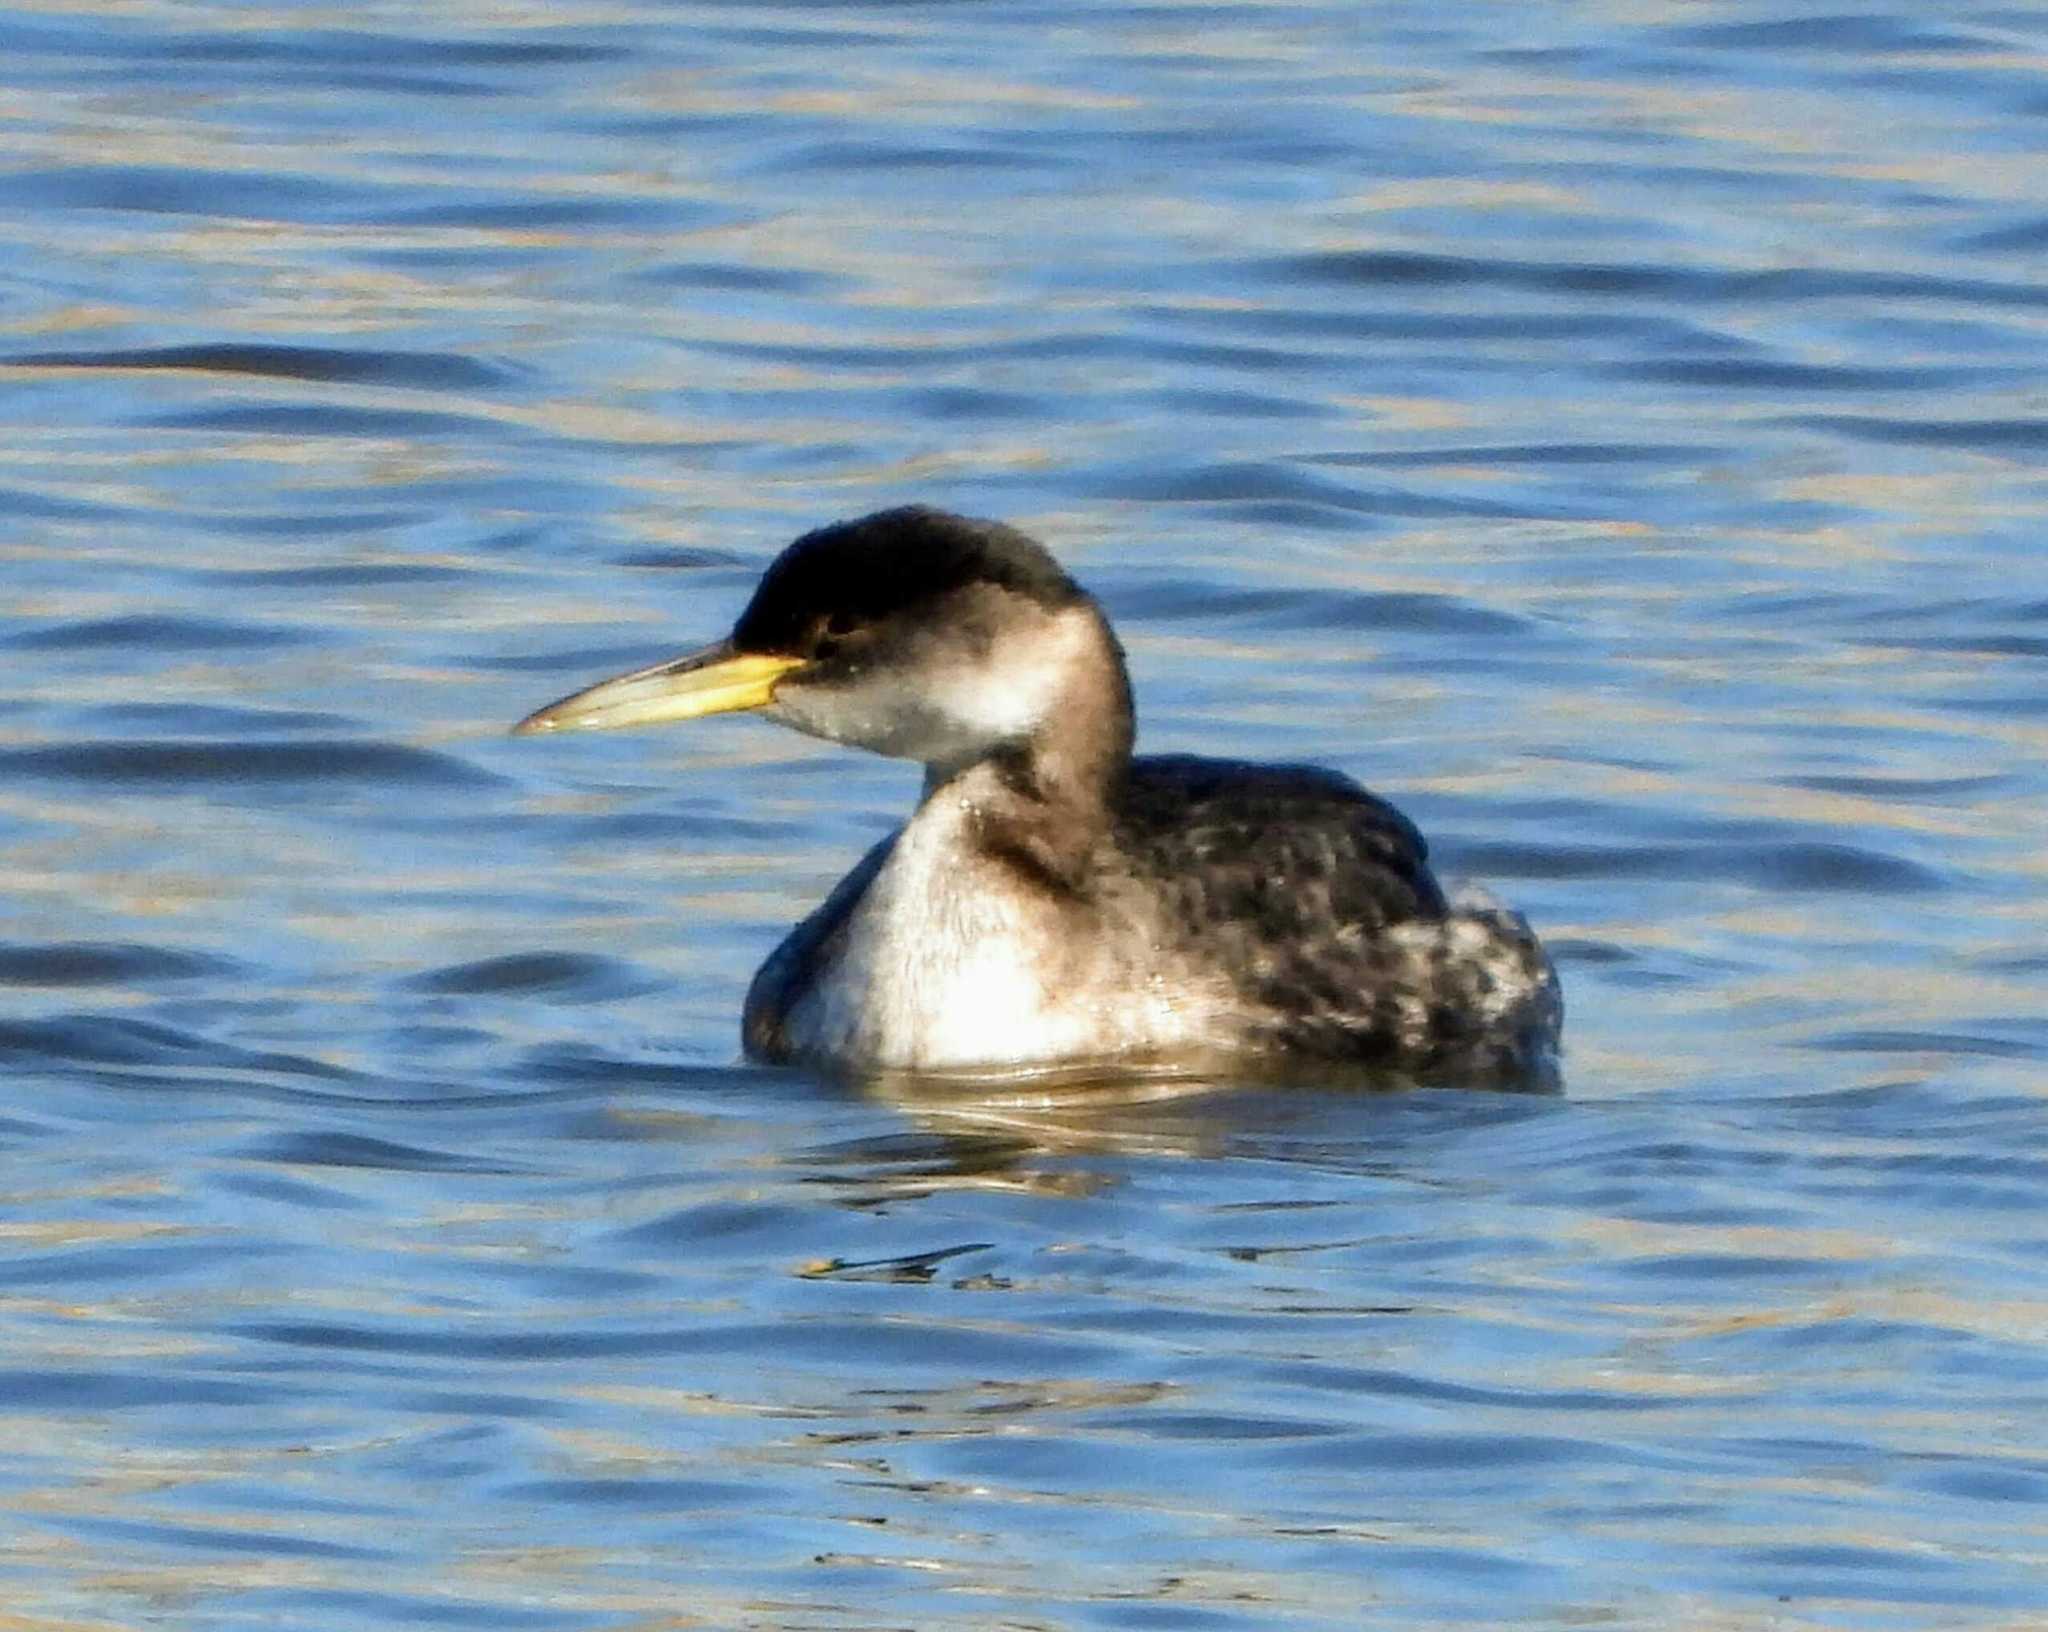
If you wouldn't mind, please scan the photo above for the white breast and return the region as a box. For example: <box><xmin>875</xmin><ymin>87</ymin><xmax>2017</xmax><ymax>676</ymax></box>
<box><xmin>777</xmin><ymin>794</ymin><xmax>1192</xmax><ymax>1071</ymax></box>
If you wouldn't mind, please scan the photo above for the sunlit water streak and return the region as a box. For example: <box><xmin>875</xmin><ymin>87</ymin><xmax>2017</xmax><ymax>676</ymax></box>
<box><xmin>2</xmin><ymin>1</ymin><xmax>2047</xmax><ymax>1627</ymax></box>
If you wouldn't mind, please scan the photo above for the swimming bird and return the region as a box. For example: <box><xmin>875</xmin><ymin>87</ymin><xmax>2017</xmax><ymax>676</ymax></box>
<box><xmin>515</xmin><ymin>506</ymin><xmax>1560</xmax><ymax>1081</ymax></box>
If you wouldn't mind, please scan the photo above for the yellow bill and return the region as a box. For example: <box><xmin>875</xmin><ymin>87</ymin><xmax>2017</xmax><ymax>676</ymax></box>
<box><xmin>513</xmin><ymin>643</ymin><xmax>807</xmax><ymax>735</ymax></box>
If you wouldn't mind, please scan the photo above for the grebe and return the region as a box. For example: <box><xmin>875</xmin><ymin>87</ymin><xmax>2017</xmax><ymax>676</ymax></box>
<box><xmin>516</xmin><ymin>506</ymin><xmax>1560</xmax><ymax>1081</ymax></box>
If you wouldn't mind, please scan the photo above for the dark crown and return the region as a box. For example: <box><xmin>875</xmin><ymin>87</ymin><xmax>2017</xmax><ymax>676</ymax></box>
<box><xmin>732</xmin><ymin>507</ymin><xmax>1084</xmax><ymax>652</ymax></box>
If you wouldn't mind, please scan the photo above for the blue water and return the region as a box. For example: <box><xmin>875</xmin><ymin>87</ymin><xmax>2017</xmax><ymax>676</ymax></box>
<box><xmin>4</xmin><ymin>2</ymin><xmax>2047</xmax><ymax>1626</ymax></box>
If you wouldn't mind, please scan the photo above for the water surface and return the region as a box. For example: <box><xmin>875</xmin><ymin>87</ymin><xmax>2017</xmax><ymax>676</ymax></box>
<box><xmin>3</xmin><ymin>2</ymin><xmax>2047</xmax><ymax>1626</ymax></box>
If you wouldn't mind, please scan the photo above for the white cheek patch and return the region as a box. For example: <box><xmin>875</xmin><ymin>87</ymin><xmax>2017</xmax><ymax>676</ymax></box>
<box><xmin>768</xmin><ymin>603</ymin><xmax>1097</xmax><ymax>765</ymax></box>
<box><xmin>922</xmin><ymin>604</ymin><xmax>1094</xmax><ymax>746</ymax></box>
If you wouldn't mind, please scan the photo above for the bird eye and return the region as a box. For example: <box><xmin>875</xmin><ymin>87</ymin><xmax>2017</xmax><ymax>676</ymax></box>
<box><xmin>811</xmin><ymin>611</ymin><xmax>860</xmax><ymax>659</ymax></box>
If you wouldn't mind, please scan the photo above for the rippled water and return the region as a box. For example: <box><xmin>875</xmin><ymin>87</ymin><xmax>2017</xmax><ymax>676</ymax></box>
<box><xmin>4</xmin><ymin>2</ymin><xmax>2048</xmax><ymax>1626</ymax></box>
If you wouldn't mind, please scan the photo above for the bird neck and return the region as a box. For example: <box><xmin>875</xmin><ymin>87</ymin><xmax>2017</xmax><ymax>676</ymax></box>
<box><xmin>919</xmin><ymin>611</ymin><xmax>1133</xmax><ymax>891</ymax></box>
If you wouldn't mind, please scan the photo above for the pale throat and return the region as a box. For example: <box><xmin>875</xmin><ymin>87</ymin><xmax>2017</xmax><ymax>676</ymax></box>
<box><xmin>920</xmin><ymin>602</ymin><xmax>1131</xmax><ymax>803</ymax></box>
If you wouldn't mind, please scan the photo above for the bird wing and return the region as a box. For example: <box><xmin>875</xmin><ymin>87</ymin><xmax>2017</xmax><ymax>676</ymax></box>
<box><xmin>1113</xmin><ymin>755</ymin><xmax>1452</xmax><ymax>1057</ymax></box>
